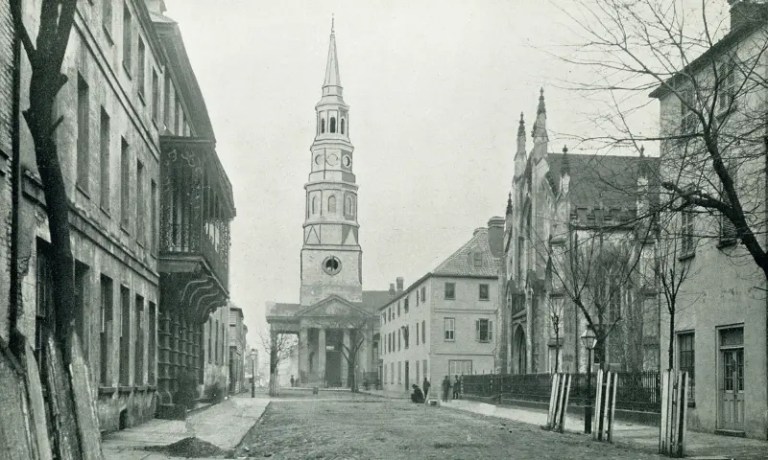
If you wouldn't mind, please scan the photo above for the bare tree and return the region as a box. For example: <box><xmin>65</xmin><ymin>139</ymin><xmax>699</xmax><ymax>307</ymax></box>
<box><xmin>261</xmin><ymin>332</ymin><xmax>297</xmax><ymax>396</ymax></box>
<box><xmin>546</xmin><ymin>293</ymin><xmax>564</xmax><ymax>373</ymax></box>
<box><xmin>326</xmin><ymin>315</ymin><xmax>374</xmax><ymax>393</ymax></box>
<box><xmin>558</xmin><ymin>0</ymin><xmax>768</xmax><ymax>280</ymax></box>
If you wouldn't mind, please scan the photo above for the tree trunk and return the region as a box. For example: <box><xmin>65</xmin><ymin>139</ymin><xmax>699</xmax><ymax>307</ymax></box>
<box><xmin>668</xmin><ymin>308</ymin><xmax>675</xmax><ymax>371</ymax></box>
<box><xmin>348</xmin><ymin>356</ymin><xmax>357</xmax><ymax>392</ymax></box>
<box><xmin>269</xmin><ymin>372</ymin><xmax>278</xmax><ymax>397</ymax></box>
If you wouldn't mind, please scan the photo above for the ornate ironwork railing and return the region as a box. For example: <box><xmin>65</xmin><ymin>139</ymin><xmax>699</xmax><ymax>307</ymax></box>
<box><xmin>462</xmin><ymin>370</ymin><xmax>661</xmax><ymax>413</ymax></box>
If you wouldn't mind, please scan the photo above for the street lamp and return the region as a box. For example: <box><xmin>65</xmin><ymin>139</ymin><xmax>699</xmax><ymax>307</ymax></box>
<box><xmin>250</xmin><ymin>348</ymin><xmax>257</xmax><ymax>398</ymax></box>
<box><xmin>580</xmin><ymin>326</ymin><xmax>597</xmax><ymax>434</ymax></box>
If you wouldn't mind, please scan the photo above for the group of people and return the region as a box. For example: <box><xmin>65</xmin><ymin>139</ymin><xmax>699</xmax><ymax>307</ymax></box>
<box><xmin>410</xmin><ymin>375</ymin><xmax>462</xmax><ymax>404</ymax></box>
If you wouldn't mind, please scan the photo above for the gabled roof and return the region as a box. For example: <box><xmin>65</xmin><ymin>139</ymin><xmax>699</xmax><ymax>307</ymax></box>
<box><xmin>433</xmin><ymin>228</ymin><xmax>500</xmax><ymax>277</ymax></box>
<box><xmin>267</xmin><ymin>290</ymin><xmax>394</xmax><ymax>319</ymax></box>
<box><xmin>296</xmin><ymin>295</ymin><xmax>372</xmax><ymax>318</ymax></box>
<box><xmin>547</xmin><ymin>153</ymin><xmax>658</xmax><ymax>213</ymax></box>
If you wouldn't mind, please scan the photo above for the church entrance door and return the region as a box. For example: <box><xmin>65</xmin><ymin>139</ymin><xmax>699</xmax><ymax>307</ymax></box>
<box><xmin>326</xmin><ymin>351</ymin><xmax>342</xmax><ymax>387</ymax></box>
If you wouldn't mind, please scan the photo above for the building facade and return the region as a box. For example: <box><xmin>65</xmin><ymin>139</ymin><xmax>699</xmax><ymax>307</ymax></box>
<box><xmin>266</xmin><ymin>24</ymin><xmax>388</xmax><ymax>389</ymax></box>
<box><xmin>650</xmin><ymin>0</ymin><xmax>768</xmax><ymax>439</ymax></box>
<box><xmin>0</xmin><ymin>0</ymin><xmax>14</xmax><ymax>342</ymax></box>
<box><xmin>228</xmin><ymin>304</ymin><xmax>247</xmax><ymax>393</ymax></box>
<box><xmin>501</xmin><ymin>91</ymin><xmax>659</xmax><ymax>376</ymax></box>
<box><xmin>379</xmin><ymin>222</ymin><xmax>502</xmax><ymax>394</ymax></box>
<box><xmin>11</xmin><ymin>0</ymin><xmax>234</xmax><ymax>431</ymax></box>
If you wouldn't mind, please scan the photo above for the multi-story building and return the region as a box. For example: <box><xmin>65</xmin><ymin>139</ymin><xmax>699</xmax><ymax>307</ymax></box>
<box><xmin>501</xmin><ymin>90</ymin><xmax>658</xmax><ymax>376</ymax></box>
<box><xmin>650</xmin><ymin>0</ymin><xmax>768</xmax><ymax>439</ymax></box>
<box><xmin>379</xmin><ymin>222</ymin><xmax>502</xmax><ymax>394</ymax></box>
<box><xmin>12</xmin><ymin>0</ymin><xmax>234</xmax><ymax>431</ymax></box>
<box><xmin>228</xmin><ymin>304</ymin><xmax>247</xmax><ymax>393</ymax></box>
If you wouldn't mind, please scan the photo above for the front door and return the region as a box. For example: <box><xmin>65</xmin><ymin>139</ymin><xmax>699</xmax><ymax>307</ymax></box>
<box><xmin>326</xmin><ymin>351</ymin><xmax>342</xmax><ymax>387</ymax></box>
<box><xmin>718</xmin><ymin>327</ymin><xmax>745</xmax><ymax>431</ymax></box>
<box><xmin>404</xmin><ymin>361</ymin><xmax>409</xmax><ymax>391</ymax></box>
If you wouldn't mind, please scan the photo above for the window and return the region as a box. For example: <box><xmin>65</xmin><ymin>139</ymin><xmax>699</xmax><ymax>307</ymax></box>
<box><xmin>398</xmin><ymin>328</ymin><xmax>401</xmax><ymax>351</ymax></box>
<box><xmin>119</xmin><ymin>286</ymin><xmax>130</xmax><ymax>386</ymax></box>
<box><xmin>151</xmin><ymin>180</ymin><xmax>157</xmax><ymax>252</ymax></box>
<box><xmin>404</xmin><ymin>297</ymin><xmax>409</xmax><ymax>313</ymax></box>
<box><xmin>322</xmin><ymin>256</ymin><xmax>341</xmax><ymax>276</ymax></box>
<box><xmin>473</xmin><ymin>252</ymin><xmax>483</xmax><ymax>268</ymax></box>
<box><xmin>74</xmin><ymin>262</ymin><xmax>90</xmax><ymax>362</ymax></box>
<box><xmin>137</xmin><ymin>38</ymin><xmax>146</xmax><ymax>99</ymax></box>
<box><xmin>99</xmin><ymin>109</ymin><xmax>110</xmax><ymax>210</ymax></box>
<box><xmin>719</xmin><ymin>163</ymin><xmax>738</xmax><ymax>245</ymax></box>
<box><xmin>398</xmin><ymin>361</ymin><xmax>402</xmax><ymax>384</ymax></box>
<box><xmin>341</xmin><ymin>118</ymin><xmax>345</xmax><ymax>134</ymax></box>
<box><xmin>717</xmin><ymin>60</ymin><xmax>736</xmax><ymax>113</ymax></box>
<box><xmin>681</xmin><ymin>208</ymin><xmax>695</xmax><ymax>256</ymax></box>
<box><xmin>397</xmin><ymin>301</ymin><xmax>400</xmax><ymax>317</ymax></box>
<box><xmin>678</xmin><ymin>332</ymin><xmax>695</xmax><ymax>404</ymax></box>
<box><xmin>330</xmin><ymin>116</ymin><xmax>336</xmax><ymax>133</ymax></box>
<box><xmin>416</xmin><ymin>290</ymin><xmax>419</xmax><ymax>306</ymax></box>
<box><xmin>134</xmin><ymin>295</ymin><xmax>144</xmax><ymax>385</ymax></box>
<box><xmin>164</xmin><ymin>76</ymin><xmax>172</xmax><ymax>129</ymax></box>
<box><xmin>444</xmin><ymin>318</ymin><xmax>455</xmax><ymax>341</ymax></box>
<box><xmin>151</xmin><ymin>69</ymin><xmax>159</xmax><ymax>122</ymax></box>
<box><xmin>120</xmin><ymin>138</ymin><xmax>130</xmax><ymax>229</ymax></box>
<box><xmin>122</xmin><ymin>3</ymin><xmax>132</xmax><ymax>74</ymax></box>
<box><xmin>99</xmin><ymin>275</ymin><xmax>113</xmax><ymax>386</ymax></box>
<box><xmin>479</xmin><ymin>283</ymin><xmax>489</xmax><ymax>301</ymax></box>
<box><xmin>312</xmin><ymin>196</ymin><xmax>318</xmax><ymax>214</ymax></box>
<box><xmin>680</xmin><ymin>89</ymin><xmax>697</xmax><ymax>135</ymax></box>
<box><xmin>449</xmin><ymin>359</ymin><xmax>472</xmax><ymax>376</ymax></box>
<box><xmin>416</xmin><ymin>323</ymin><xmax>419</xmax><ymax>346</ymax></box>
<box><xmin>444</xmin><ymin>282</ymin><xmax>455</xmax><ymax>300</ymax></box>
<box><xmin>328</xmin><ymin>195</ymin><xmax>336</xmax><ymax>213</ymax></box>
<box><xmin>390</xmin><ymin>362</ymin><xmax>394</xmax><ymax>385</ymax></box>
<box><xmin>102</xmin><ymin>0</ymin><xmax>113</xmax><ymax>36</ymax></box>
<box><xmin>34</xmin><ymin>242</ymin><xmax>54</xmax><ymax>364</ymax></box>
<box><xmin>136</xmin><ymin>161</ymin><xmax>145</xmax><ymax>244</ymax></box>
<box><xmin>422</xmin><ymin>320</ymin><xmax>426</xmax><ymax>344</ymax></box>
<box><xmin>77</xmin><ymin>75</ymin><xmax>90</xmax><ymax>192</ymax></box>
<box><xmin>421</xmin><ymin>286</ymin><xmax>426</xmax><ymax>302</ymax></box>
<box><xmin>476</xmin><ymin>318</ymin><xmax>493</xmax><ymax>342</ymax></box>
<box><xmin>148</xmin><ymin>302</ymin><xmax>156</xmax><ymax>385</ymax></box>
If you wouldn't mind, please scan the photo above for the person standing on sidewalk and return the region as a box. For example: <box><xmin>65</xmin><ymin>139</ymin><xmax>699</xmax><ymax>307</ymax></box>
<box><xmin>441</xmin><ymin>375</ymin><xmax>451</xmax><ymax>402</ymax></box>
<box><xmin>423</xmin><ymin>377</ymin><xmax>431</xmax><ymax>402</ymax></box>
<box><xmin>453</xmin><ymin>375</ymin><xmax>461</xmax><ymax>399</ymax></box>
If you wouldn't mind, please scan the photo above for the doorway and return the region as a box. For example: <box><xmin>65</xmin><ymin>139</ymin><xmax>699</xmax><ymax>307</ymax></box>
<box><xmin>326</xmin><ymin>351</ymin><xmax>342</xmax><ymax>387</ymax></box>
<box><xmin>404</xmin><ymin>361</ymin><xmax>409</xmax><ymax>391</ymax></box>
<box><xmin>718</xmin><ymin>327</ymin><xmax>744</xmax><ymax>432</ymax></box>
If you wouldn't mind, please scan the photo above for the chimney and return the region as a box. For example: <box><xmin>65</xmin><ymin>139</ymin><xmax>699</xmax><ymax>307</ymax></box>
<box><xmin>487</xmin><ymin>216</ymin><xmax>505</xmax><ymax>257</ymax></box>
<box><xmin>389</xmin><ymin>283</ymin><xmax>396</xmax><ymax>296</ymax></box>
<box><xmin>396</xmin><ymin>277</ymin><xmax>404</xmax><ymax>293</ymax></box>
<box><xmin>144</xmin><ymin>0</ymin><xmax>168</xmax><ymax>14</ymax></box>
<box><xmin>728</xmin><ymin>0</ymin><xmax>768</xmax><ymax>31</ymax></box>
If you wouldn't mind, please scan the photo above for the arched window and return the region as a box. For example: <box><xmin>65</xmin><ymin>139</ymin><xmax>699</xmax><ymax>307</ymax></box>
<box><xmin>312</xmin><ymin>196</ymin><xmax>318</xmax><ymax>214</ymax></box>
<box><xmin>321</xmin><ymin>119</ymin><xmax>325</xmax><ymax>133</ymax></box>
<box><xmin>341</xmin><ymin>118</ymin><xmax>345</xmax><ymax>134</ymax></box>
<box><xmin>345</xmin><ymin>195</ymin><xmax>355</xmax><ymax>217</ymax></box>
<box><xmin>330</xmin><ymin>117</ymin><xmax>336</xmax><ymax>133</ymax></box>
<box><xmin>328</xmin><ymin>195</ymin><xmax>336</xmax><ymax>213</ymax></box>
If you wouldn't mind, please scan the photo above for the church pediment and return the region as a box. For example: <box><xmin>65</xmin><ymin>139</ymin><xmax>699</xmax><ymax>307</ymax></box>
<box><xmin>296</xmin><ymin>295</ymin><xmax>370</xmax><ymax>319</ymax></box>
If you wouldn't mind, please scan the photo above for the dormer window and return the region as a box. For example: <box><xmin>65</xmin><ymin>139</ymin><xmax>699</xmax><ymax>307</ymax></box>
<box><xmin>330</xmin><ymin>116</ymin><xmax>337</xmax><ymax>133</ymax></box>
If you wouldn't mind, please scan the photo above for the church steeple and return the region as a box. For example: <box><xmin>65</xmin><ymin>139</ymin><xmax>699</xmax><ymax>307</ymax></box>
<box><xmin>531</xmin><ymin>88</ymin><xmax>549</xmax><ymax>163</ymax></box>
<box><xmin>323</xmin><ymin>18</ymin><xmax>342</xmax><ymax>96</ymax></box>
<box><xmin>514</xmin><ymin>112</ymin><xmax>527</xmax><ymax>179</ymax></box>
<box><xmin>302</xmin><ymin>22</ymin><xmax>362</xmax><ymax>306</ymax></box>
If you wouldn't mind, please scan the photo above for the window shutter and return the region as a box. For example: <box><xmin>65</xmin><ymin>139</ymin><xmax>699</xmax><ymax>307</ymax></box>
<box><xmin>489</xmin><ymin>321</ymin><xmax>493</xmax><ymax>341</ymax></box>
<box><xmin>475</xmin><ymin>320</ymin><xmax>480</xmax><ymax>342</ymax></box>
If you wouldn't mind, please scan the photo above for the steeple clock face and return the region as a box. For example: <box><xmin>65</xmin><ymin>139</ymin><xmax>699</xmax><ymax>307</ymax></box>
<box><xmin>326</xmin><ymin>153</ymin><xmax>339</xmax><ymax>166</ymax></box>
<box><xmin>314</xmin><ymin>154</ymin><xmax>323</xmax><ymax>165</ymax></box>
<box><xmin>342</xmin><ymin>155</ymin><xmax>351</xmax><ymax>168</ymax></box>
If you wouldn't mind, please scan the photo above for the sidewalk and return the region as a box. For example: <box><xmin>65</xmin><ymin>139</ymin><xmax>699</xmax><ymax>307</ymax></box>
<box><xmin>102</xmin><ymin>394</ymin><xmax>269</xmax><ymax>459</ymax></box>
<box><xmin>442</xmin><ymin>398</ymin><xmax>768</xmax><ymax>460</ymax></box>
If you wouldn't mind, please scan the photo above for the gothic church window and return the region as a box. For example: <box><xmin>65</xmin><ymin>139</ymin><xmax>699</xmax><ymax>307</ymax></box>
<box><xmin>328</xmin><ymin>195</ymin><xmax>336</xmax><ymax>213</ymax></box>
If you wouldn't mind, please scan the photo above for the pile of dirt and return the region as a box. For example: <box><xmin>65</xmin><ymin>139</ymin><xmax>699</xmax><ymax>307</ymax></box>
<box><xmin>146</xmin><ymin>437</ymin><xmax>233</xmax><ymax>458</ymax></box>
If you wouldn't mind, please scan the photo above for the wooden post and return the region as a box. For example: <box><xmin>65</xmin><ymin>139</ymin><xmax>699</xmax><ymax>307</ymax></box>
<box><xmin>546</xmin><ymin>373</ymin><xmax>560</xmax><ymax>429</ymax></box>
<box><xmin>556</xmin><ymin>374</ymin><xmax>572</xmax><ymax>432</ymax></box>
<box><xmin>593</xmin><ymin>370</ymin><xmax>604</xmax><ymax>441</ymax></box>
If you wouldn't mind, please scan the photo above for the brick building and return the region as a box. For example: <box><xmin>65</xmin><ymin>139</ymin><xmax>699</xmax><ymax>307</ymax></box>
<box><xmin>11</xmin><ymin>0</ymin><xmax>234</xmax><ymax>431</ymax></box>
<box><xmin>501</xmin><ymin>91</ymin><xmax>659</xmax><ymax>376</ymax></box>
<box><xmin>379</xmin><ymin>222</ymin><xmax>502</xmax><ymax>394</ymax></box>
<box><xmin>0</xmin><ymin>0</ymin><xmax>14</xmax><ymax>342</ymax></box>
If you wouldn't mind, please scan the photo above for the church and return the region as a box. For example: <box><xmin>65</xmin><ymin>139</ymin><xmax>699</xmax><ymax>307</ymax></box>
<box><xmin>266</xmin><ymin>24</ymin><xmax>390</xmax><ymax>388</ymax></box>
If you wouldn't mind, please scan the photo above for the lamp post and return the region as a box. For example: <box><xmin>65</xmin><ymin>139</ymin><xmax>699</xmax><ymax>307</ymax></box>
<box><xmin>250</xmin><ymin>348</ymin><xmax>257</xmax><ymax>398</ymax></box>
<box><xmin>580</xmin><ymin>326</ymin><xmax>597</xmax><ymax>434</ymax></box>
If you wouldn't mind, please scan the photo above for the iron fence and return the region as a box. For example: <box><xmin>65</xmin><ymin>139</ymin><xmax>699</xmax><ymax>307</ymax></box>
<box><xmin>462</xmin><ymin>370</ymin><xmax>660</xmax><ymax>413</ymax></box>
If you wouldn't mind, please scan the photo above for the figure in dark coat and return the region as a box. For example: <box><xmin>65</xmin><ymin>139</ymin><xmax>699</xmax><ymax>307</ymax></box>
<box><xmin>453</xmin><ymin>375</ymin><xmax>461</xmax><ymax>399</ymax></box>
<box><xmin>441</xmin><ymin>375</ymin><xmax>451</xmax><ymax>402</ymax></box>
<box><xmin>422</xmin><ymin>377</ymin><xmax>431</xmax><ymax>402</ymax></box>
<box><xmin>411</xmin><ymin>384</ymin><xmax>425</xmax><ymax>403</ymax></box>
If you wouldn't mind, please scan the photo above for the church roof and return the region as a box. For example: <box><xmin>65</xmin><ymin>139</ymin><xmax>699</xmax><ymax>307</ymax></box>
<box><xmin>432</xmin><ymin>228</ymin><xmax>500</xmax><ymax>278</ymax></box>
<box><xmin>323</xmin><ymin>25</ymin><xmax>341</xmax><ymax>88</ymax></box>
<box><xmin>267</xmin><ymin>290</ymin><xmax>394</xmax><ymax>319</ymax></box>
<box><xmin>547</xmin><ymin>152</ymin><xmax>659</xmax><ymax>224</ymax></box>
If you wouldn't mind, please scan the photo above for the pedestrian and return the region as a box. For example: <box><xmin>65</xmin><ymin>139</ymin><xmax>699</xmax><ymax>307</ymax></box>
<box><xmin>290</xmin><ymin>375</ymin><xmax>295</xmax><ymax>387</ymax></box>
<box><xmin>441</xmin><ymin>375</ymin><xmax>451</xmax><ymax>402</ymax></box>
<box><xmin>411</xmin><ymin>384</ymin><xmax>425</xmax><ymax>403</ymax></box>
<box><xmin>422</xmin><ymin>377</ymin><xmax>431</xmax><ymax>403</ymax></box>
<box><xmin>453</xmin><ymin>375</ymin><xmax>461</xmax><ymax>399</ymax></box>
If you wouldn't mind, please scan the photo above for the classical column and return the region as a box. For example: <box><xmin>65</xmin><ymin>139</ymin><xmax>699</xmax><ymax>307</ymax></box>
<box><xmin>341</xmin><ymin>329</ymin><xmax>350</xmax><ymax>387</ymax></box>
<box><xmin>359</xmin><ymin>327</ymin><xmax>371</xmax><ymax>376</ymax></box>
<box><xmin>317</xmin><ymin>328</ymin><xmax>326</xmax><ymax>386</ymax></box>
<box><xmin>299</xmin><ymin>327</ymin><xmax>309</xmax><ymax>384</ymax></box>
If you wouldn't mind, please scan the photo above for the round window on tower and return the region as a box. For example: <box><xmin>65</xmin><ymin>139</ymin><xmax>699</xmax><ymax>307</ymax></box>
<box><xmin>322</xmin><ymin>256</ymin><xmax>342</xmax><ymax>276</ymax></box>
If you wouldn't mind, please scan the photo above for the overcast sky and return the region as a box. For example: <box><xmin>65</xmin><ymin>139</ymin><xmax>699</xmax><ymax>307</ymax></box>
<box><xmin>161</xmin><ymin>0</ymin><xmax>727</xmax><ymax>351</ymax></box>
